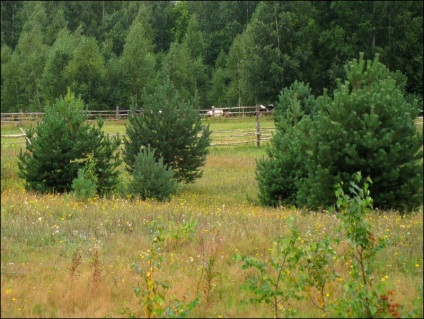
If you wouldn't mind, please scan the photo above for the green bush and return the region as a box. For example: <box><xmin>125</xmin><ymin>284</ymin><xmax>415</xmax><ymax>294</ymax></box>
<box><xmin>17</xmin><ymin>88</ymin><xmax>122</xmax><ymax>195</ymax></box>
<box><xmin>257</xmin><ymin>53</ymin><xmax>423</xmax><ymax>212</ymax></box>
<box><xmin>71</xmin><ymin>154</ymin><xmax>98</xmax><ymax>201</ymax></box>
<box><xmin>123</xmin><ymin>78</ymin><xmax>211</xmax><ymax>184</ymax></box>
<box><xmin>239</xmin><ymin>173</ymin><xmax>413</xmax><ymax>318</ymax></box>
<box><xmin>128</xmin><ymin>146</ymin><xmax>178</xmax><ymax>202</ymax></box>
<box><xmin>272</xmin><ymin>80</ymin><xmax>317</xmax><ymax>123</ymax></box>
<box><xmin>71</xmin><ymin>168</ymin><xmax>97</xmax><ymax>201</ymax></box>
<box><xmin>256</xmin><ymin>85</ymin><xmax>312</xmax><ymax>207</ymax></box>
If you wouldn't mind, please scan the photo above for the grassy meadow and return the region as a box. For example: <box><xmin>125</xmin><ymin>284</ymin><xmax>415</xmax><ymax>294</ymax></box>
<box><xmin>1</xmin><ymin>117</ymin><xmax>423</xmax><ymax>318</ymax></box>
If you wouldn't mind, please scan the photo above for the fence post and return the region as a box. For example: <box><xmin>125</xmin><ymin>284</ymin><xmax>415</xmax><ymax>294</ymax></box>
<box><xmin>256</xmin><ymin>105</ymin><xmax>261</xmax><ymax>147</ymax></box>
<box><xmin>19</xmin><ymin>110</ymin><xmax>24</xmax><ymax>127</ymax></box>
<box><xmin>116</xmin><ymin>105</ymin><xmax>119</xmax><ymax>120</ymax></box>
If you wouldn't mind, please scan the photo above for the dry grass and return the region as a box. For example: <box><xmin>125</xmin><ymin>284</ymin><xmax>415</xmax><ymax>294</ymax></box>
<box><xmin>1</xmin><ymin>120</ymin><xmax>423</xmax><ymax>318</ymax></box>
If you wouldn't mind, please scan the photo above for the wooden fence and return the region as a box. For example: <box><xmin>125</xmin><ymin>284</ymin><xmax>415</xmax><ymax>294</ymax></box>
<box><xmin>208</xmin><ymin>128</ymin><xmax>274</xmax><ymax>146</ymax></box>
<box><xmin>3</xmin><ymin>110</ymin><xmax>421</xmax><ymax>148</ymax></box>
<box><xmin>2</xmin><ymin>106</ymin><xmax>422</xmax><ymax>123</ymax></box>
<box><xmin>1</xmin><ymin>129</ymin><xmax>275</xmax><ymax>148</ymax></box>
<box><xmin>0</xmin><ymin>106</ymin><xmax>262</xmax><ymax>123</ymax></box>
<box><xmin>1</xmin><ymin>107</ymin><xmax>276</xmax><ymax>147</ymax></box>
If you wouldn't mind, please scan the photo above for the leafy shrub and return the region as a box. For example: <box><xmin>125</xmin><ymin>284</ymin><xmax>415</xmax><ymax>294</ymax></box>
<box><xmin>239</xmin><ymin>173</ymin><xmax>413</xmax><ymax>318</ymax></box>
<box><xmin>128</xmin><ymin>146</ymin><xmax>178</xmax><ymax>202</ymax></box>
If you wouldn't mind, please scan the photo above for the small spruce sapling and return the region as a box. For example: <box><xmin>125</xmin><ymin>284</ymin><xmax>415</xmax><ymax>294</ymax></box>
<box><xmin>128</xmin><ymin>146</ymin><xmax>178</xmax><ymax>202</ymax></box>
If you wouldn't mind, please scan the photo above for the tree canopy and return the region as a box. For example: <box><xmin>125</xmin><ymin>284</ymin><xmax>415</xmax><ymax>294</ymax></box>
<box><xmin>1</xmin><ymin>1</ymin><xmax>422</xmax><ymax>112</ymax></box>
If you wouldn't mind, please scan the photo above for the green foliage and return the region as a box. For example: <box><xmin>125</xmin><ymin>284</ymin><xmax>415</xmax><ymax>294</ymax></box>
<box><xmin>41</xmin><ymin>28</ymin><xmax>77</xmax><ymax>104</ymax></box>
<box><xmin>119</xmin><ymin>6</ymin><xmax>157</xmax><ymax>108</ymax></box>
<box><xmin>71</xmin><ymin>169</ymin><xmax>97</xmax><ymax>201</ymax></box>
<box><xmin>273</xmin><ymin>81</ymin><xmax>317</xmax><ymax>125</ymax></box>
<box><xmin>121</xmin><ymin>224</ymin><xmax>200</xmax><ymax>318</ymax></box>
<box><xmin>148</xmin><ymin>1</ymin><xmax>175</xmax><ymax>54</ymax></box>
<box><xmin>170</xmin><ymin>1</ymin><xmax>191</xmax><ymax>44</ymax></box>
<box><xmin>1</xmin><ymin>2</ymin><xmax>48</xmax><ymax>112</ymax></box>
<box><xmin>186</xmin><ymin>1</ymin><xmax>259</xmax><ymax>67</ymax></box>
<box><xmin>123</xmin><ymin>78</ymin><xmax>211</xmax><ymax>184</ymax></box>
<box><xmin>64</xmin><ymin>36</ymin><xmax>107</xmax><ymax>109</ymax></box>
<box><xmin>331</xmin><ymin>172</ymin><xmax>391</xmax><ymax>317</ymax></box>
<box><xmin>256</xmin><ymin>82</ymin><xmax>313</xmax><ymax>207</ymax></box>
<box><xmin>1</xmin><ymin>1</ymin><xmax>422</xmax><ymax>112</ymax></box>
<box><xmin>317</xmin><ymin>1</ymin><xmax>423</xmax><ymax>97</ymax></box>
<box><xmin>256</xmin><ymin>80</ymin><xmax>318</xmax><ymax>207</ymax></box>
<box><xmin>224</xmin><ymin>34</ymin><xmax>248</xmax><ymax>107</ymax></box>
<box><xmin>236</xmin><ymin>214</ymin><xmax>337</xmax><ymax>318</ymax></box>
<box><xmin>127</xmin><ymin>146</ymin><xmax>177</xmax><ymax>202</ymax></box>
<box><xmin>158</xmin><ymin>40</ymin><xmax>208</xmax><ymax>106</ymax></box>
<box><xmin>301</xmin><ymin>53</ymin><xmax>423</xmax><ymax>212</ymax></box>
<box><xmin>167</xmin><ymin>218</ymin><xmax>198</xmax><ymax>249</ymax></box>
<box><xmin>240</xmin><ymin>173</ymin><xmax>415</xmax><ymax>318</ymax></box>
<box><xmin>71</xmin><ymin>154</ymin><xmax>98</xmax><ymax>201</ymax></box>
<box><xmin>17</xmin><ymin>88</ymin><xmax>121</xmax><ymax>194</ymax></box>
<box><xmin>257</xmin><ymin>53</ymin><xmax>423</xmax><ymax>212</ymax></box>
<box><xmin>236</xmin><ymin>216</ymin><xmax>304</xmax><ymax>318</ymax></box>
<box><xmin>182</xmin><ymin>14</ymin><xmax>205</xmax><ymax>60</ymax></box>
<box><xmin>235</xmin><ymin>1</ymin><xmax>319</xmax><ymax>105</ymax></box>
<box><xmin>147</xmin><ymin>218</ymin><xmax>198</xmax><ymax>252</ymax></box>
<box><xmin>208</xmin><ymin>66</ymin><xmax>229</xmax><ymax>106</ymax></box>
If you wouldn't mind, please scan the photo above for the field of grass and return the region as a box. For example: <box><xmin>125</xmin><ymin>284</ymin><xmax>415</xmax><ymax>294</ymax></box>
<box><xmin>1</xmin><ymin>118</ymin><xmax>423</xmax><ymax>318</ymax></box>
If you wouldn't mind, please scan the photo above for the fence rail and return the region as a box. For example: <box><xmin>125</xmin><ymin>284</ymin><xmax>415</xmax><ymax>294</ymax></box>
<box><xmin>3</xmin><ymin>112</ymin><xmax>421</xmax><ymax>148</ymax></box>
<box><xmin>3</xmin><ymin>110</ymin><xmax>421</xmax><ymax>124</ymax></box>
<box><xmin>1</xmin><ymin>106</ymin><xmax>262</xmax><ymax>123</ymax></box>
<box><xmin>1</xmin><ymin>129</ymin><xmax>276</xmax><ymax>148</ymax></box>
<box><xmin>1</xmin><ymin>107</ymin><xmax>276</xmax><ymax>147</ymax></box>
<box><xmin>94</xmin><ymin>129</ymin><xmax>275</xmax><ymax>147</ymax></box>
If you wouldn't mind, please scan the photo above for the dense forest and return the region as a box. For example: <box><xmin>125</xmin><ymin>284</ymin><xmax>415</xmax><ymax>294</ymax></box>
<box><xmin>1</xmin><ymin>1</ymin><xmax>423</xmax><ymax>112</ymax></box>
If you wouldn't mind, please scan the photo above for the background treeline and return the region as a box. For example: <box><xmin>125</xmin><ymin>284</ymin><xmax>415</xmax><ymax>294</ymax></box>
<box><xmin>1</xmin><ymin>1</ymin><xmax>423</xmax><ymax>112</ymax></box>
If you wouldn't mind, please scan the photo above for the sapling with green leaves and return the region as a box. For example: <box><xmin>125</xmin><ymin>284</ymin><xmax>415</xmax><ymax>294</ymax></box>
<box><xmin>125</xmin><ymin>220</ymin><xmax>200</xmax><ymax>318</ymax></box>
<box><xmin>331</xmin><ymin>172</ymin><xmax>392</xmax><ymax>318</ymax></box>
<box><xmin>236</xmin><ymin>215</ymin><xmax>305</xmax><ymax>318</ymax></box>
<box><xmin>239</xmin><ymin>172</ymin><xmax>408</xmax><ymax>318</ymax></box>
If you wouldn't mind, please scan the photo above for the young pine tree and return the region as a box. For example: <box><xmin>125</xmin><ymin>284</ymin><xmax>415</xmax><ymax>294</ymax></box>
<box><xmin>128</xmin><ymin>146</ymin><xmax>177</xmax><ymax>202</ymax></box>
<box><xmin>123</xmin><ymin>78</ymin><xmax>211</xmax><ymax>184</ymax></box>
<box><xmin>71</xmin><ymin>152</ymin><xmax>100</xmax><ymax>201</ymax></box>
<box><xmin>297</xmin><ymin>53</ymin><xmax>423</xmax><ymax>212</ymax></box>
<box><xmin>256</xmin><ymin>82</ymin><xmax>313</xmax><ymax>207</ymax></box>
<box><xmin>257</xmin><ymin>53</ymin><xmax>423</xmax><ymax>212</ymax></box>
<box><xmin>18</xmin><ymin>89</ymin><xmax>122</xmax><ymax>194</ymax></box>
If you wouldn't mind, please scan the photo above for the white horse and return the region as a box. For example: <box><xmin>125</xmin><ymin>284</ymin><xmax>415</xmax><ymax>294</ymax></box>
<box><xmin>206</xmin><ymin>106</ymin><xmax>224</xmax><ymax>117</ymax></box>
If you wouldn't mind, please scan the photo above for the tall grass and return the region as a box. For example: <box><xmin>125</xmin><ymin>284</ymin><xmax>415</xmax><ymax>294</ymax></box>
<box><xmin>1</xmin><ymin>120</ymin><xmax>422</xmax><ymax>318</ymax></box>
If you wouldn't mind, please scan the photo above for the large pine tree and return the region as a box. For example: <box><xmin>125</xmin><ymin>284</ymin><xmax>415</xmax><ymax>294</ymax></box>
<box><xmin>257</xmin><ymin>53</ymin><xmax>423</xmax><ymax>212</ymax></box>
